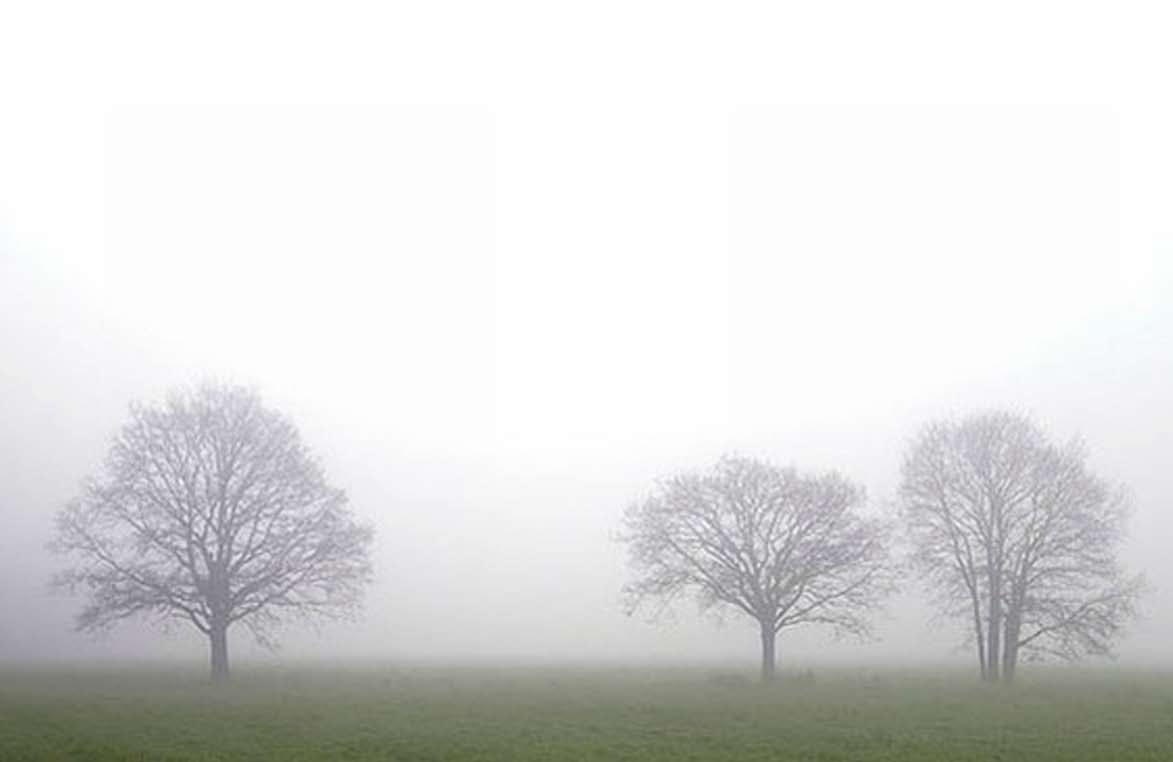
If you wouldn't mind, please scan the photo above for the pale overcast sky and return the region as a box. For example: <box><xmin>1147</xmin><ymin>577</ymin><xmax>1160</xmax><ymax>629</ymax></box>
<box><xmin>1</xmin><ymin>2</ymin><xmax>1171</xmax><ymax>668</ymax></box>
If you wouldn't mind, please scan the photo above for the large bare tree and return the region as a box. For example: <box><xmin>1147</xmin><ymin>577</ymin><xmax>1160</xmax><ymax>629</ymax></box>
<box><xmin>620</xmin><ymin>455</ymin><xmax>893</xmax><ymax>681</ymax></box>
<box><xmin>52</xmin><ymin>383</ymin><xmax>374</xmax><ymax>681</ymax></box>
<box><xmin>900</xmin><ymin>411</ymin><xmax>1144</xmax><ymax>682</ymax></box>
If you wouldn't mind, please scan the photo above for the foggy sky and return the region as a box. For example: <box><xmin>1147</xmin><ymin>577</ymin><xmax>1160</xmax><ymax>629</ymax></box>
<box><xmin>2</xmin><ymin>2</ymin><xmax>1172</xmax><ymax>669</ymax></box>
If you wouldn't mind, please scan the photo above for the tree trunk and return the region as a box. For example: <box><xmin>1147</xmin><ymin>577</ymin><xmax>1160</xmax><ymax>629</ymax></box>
<box><xmin>985</xmin><ymin>596</ymin><xmax>1000</xmax><ymax>682</ymax></box>
<box><xmin>1001</xmin><ymin>611</ymin><xmax>1020</xmax><ymax>683</ymax></box>
<box><xmin>759</xmin><ymin>620</ymin><xmax>776</xmax><ymax>682</ymax></box>
<box><xmin>970</xmin><ymin>590</ymin><xmax>987</xmax><ymax>680</ymax></box>
<box><xmin>210</xmin><ymin>622</ymin><xmax>230</xmax><ymax>682</ymax></box>
<box><xmin>986</xmin><ymin>566</ymin><xmax>1002</xmax><ymax>682</ymax></box>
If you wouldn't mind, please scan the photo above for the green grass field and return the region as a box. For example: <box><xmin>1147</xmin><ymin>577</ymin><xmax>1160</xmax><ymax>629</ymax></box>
<box><xmin>2</xmin><ymin>665</ymin><xmax>1172</xmax><ymax>760</ymax></box>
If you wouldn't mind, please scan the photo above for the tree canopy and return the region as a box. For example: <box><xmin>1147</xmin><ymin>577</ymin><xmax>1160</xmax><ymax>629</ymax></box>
<box><xmin>52</xmin><ymin>383</ymin><xmax>374</xmax><ymax>680</ymax></box>
<box><xmin>901</xmin><ymin>410</ymin><xmax>1144</xmax><ymax>681</ymax></box>
<box><xmin>621</xmin><ymin>455</ymin><xmax>893</xmax><ymax>680</ymax></box>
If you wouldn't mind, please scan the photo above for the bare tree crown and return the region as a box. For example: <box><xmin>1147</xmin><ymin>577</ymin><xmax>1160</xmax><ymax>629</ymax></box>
<box><xmin>901</xmin><ymin>411</ymin><xmax>1143</xmax><ymax>678</ymax></box>
<box><xmin>52</xmin><ymin>383</ymin><xmax>374</xmax><ymax>650</ymax></box>
<box><xmin>621</xmin><ymin>455</ymin><xmax>893</xmax><ymax>638</ymax></box>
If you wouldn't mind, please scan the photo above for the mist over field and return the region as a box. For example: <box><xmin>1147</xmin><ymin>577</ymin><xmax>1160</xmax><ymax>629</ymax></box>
<box><xmin>2</xmin><ymin>4</ymin><xmax>1172</xmax><ymax>681</ymax></box>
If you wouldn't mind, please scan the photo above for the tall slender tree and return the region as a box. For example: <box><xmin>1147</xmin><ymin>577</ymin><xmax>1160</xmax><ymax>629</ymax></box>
<box><xmin>900</xmin><ymin>411</ymin><xmax>1143</xmax><ymax>682</ymax></box>
<box><xmin>52</xmin><ymin>383</ymin><xmax>374</xmax><ymax>681</ymax></box>
<box><xmin>620</xmin><ymin>455</ymin><xmax>893</xmax><ymax>681</ymax></box>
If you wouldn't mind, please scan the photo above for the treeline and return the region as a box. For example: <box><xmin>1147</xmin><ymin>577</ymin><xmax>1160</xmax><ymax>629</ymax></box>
<box><xmin>621</xmin><ymin>414</ymin><xmax>1143</xmax><ymax>682</ymax></box>
<box><xmin>52</xmin><ymin>383</ymin><xmax>1144</xmax><ymax>683</ymax></box>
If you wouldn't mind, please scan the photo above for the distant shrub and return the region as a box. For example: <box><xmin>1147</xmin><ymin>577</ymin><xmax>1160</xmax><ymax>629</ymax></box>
<box><xmin>794</xmin><ymin>668</ymin><xmax>816</xmax><ymax>685</ymax></box>
<box><xmin>706</xmin><ymin>672</ymin><xmax>751</xmax><ymax>688</ymax></box>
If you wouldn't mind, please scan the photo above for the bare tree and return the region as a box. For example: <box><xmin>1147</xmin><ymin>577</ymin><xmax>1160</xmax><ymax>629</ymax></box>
<box><xmin>619</xmin><ymin>455</ymin><xmax>893</xmax><ymax>681</ymax></box>
<box><xmin>900</xmin><ymin>411</ymin><xmax>1144</xmax><ymax>683</ymax></box>
<box><xmin>51</xmin><ymin>383</ymin><xmax>374</xmax><ymax>681</ymax></box>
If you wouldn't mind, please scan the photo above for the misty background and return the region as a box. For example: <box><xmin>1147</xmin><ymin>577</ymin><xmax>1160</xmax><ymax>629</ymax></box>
<box><xmin>2</xmin><ymin>4</ymin><xmax>1172</xmax><ymax>670</ymax></box>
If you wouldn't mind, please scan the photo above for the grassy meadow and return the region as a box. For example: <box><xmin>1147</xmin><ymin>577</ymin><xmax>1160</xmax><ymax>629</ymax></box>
<box><xmin>2</xmin><ymin>665</ymin><xmax>1172</xmax><ymax>761</ymax></box>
